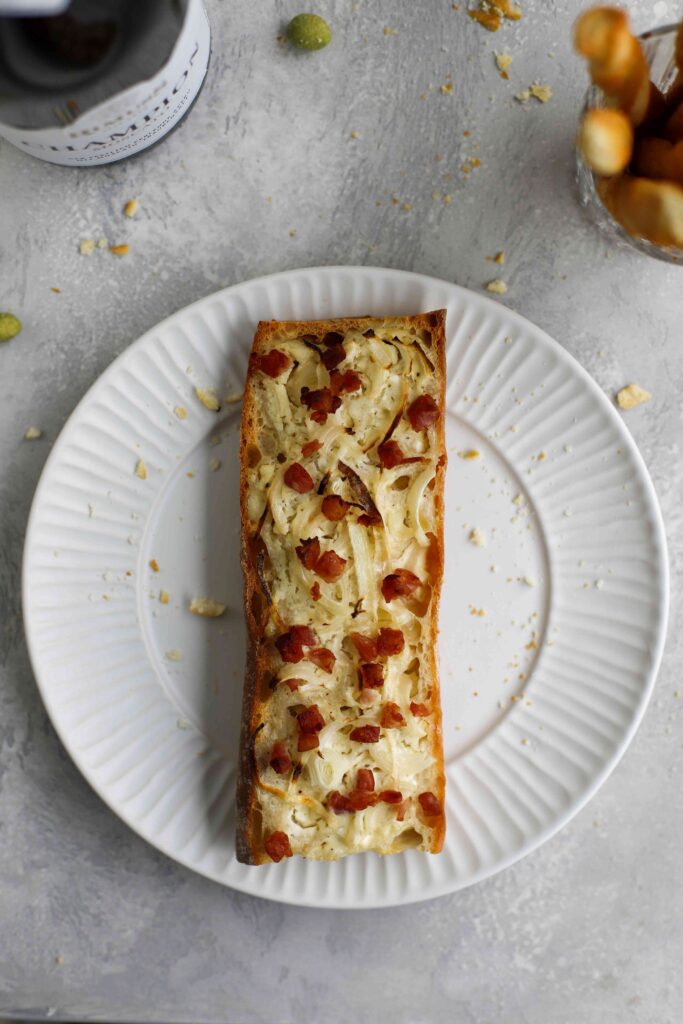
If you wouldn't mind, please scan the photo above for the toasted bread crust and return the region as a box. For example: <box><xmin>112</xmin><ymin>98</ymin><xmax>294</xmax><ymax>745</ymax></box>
<box><xmin>237</xmin><ymin>312</ymin><xmax>447</xmax><ymax>864</ymax></box>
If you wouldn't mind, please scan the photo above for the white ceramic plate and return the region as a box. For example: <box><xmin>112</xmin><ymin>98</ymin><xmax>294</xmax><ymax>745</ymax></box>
<box><xmin>23</xmin><ymin>267</ymin><xmax>668</xmax><ymax>908</ymax></box>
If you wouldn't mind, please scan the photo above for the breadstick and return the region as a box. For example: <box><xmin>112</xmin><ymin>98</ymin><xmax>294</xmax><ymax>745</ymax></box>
<box><xmin>633</xmin><ymin>136</ymin><xmax>683</xmax><ymax>184</ymax></box>
<box><xmin>574</xmin><ymin>6</ymin><xmax>651</xmax><ymax>125</ymax></box>
<box><xmin>598</xmin><ymin>174</ymin><xmax>683</xmax><ymax>247</ymax></box>
<box><xmin>578</xmin><ymin>108</ymin><xmax>633</xmax><ymax>174</ymax></box>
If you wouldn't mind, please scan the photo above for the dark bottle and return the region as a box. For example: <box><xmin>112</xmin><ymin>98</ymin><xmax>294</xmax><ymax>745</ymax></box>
<box><xmin>0</xmin><ymin>0</ymin><xmax>210</xmax><ymax>165</ymax></box>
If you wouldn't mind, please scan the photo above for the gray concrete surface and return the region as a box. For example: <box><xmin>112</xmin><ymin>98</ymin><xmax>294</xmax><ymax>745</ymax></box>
<box><xmin>1</xmin><ymin>1</ymin><xmax>682</xmax><ymax>1021</ymax></box>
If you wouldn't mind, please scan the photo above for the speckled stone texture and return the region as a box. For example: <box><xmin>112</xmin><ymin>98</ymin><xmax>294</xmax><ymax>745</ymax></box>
<box><xmin>1</xmin><ymin>1</ymin><xmax>682</xmax><ymax>1021</ymax></box>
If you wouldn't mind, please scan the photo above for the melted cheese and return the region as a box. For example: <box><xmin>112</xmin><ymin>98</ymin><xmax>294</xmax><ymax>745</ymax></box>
<box><xmin>244</xmin><ymin>319</ymin><xmax>444</xmax><ymax>859</ymax></box>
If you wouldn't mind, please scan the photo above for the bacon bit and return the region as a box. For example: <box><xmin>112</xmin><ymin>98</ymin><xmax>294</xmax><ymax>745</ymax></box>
<box><xmin>315</xmin><ymin>550</ymin><xmax>347</xmax><ymax>582</ymax></box>
<box><xmin>264</xmin><ymin>831</ymin><xmax>293</xmax><ymax>862</ymax></box>
<box><xmin>296</xmin><ymin>537</ymin><xmax>321</xmax><ymax>570</ymax></box>
<box><xmin>349</xmin><ymin>724</ymin><xmax>381</xmax><ymax>743</ymax></box>
<box><xmin>378</xmin><ymin>440</ymin><xmax>405</xmax><ymax>469</ymax></box>
<box><xmin>410</xmin><ymin>701</ymin><xmax>431</xmax><ymax>717</ymax></box>
<box><xmin>346</xmin><ymin>790</ymin><xmax>378</xmax><ymax>811</ymax></box>
<box><xmin>302</xmin><ymin>439</ymin><xmax>322</xmax><ymax>458</ymax></box>
<box><xmin>356</xmin><ymin>768</ymin><xmax>375</xmax><ymax>791</ymax></box>
<box><xmin>359</xmin><ymin>663</ymin><xmax>384</xmax><ymax>689</ymax></box>
<box><xmin>275</xmin><ymin>626</ymin><xmax>317</xmax><ymax>663</ymax></box>
<box><xmin>358</xmin><ymin>513</ymin><xmax>381</xmax><ymax>527</ymax></box>
<box><xmin>328</xmin><ymin>790</ymin><xmax>351</xmax><ymax>813</ymax></box>
<box><xmin>418</xmin><ymin>791</ymin><xmax>442</xmax><ymax>817</ymax></box>
<box><xmin>322</xmin><ymin>331</ymin><xmax>344</xmax><ymax>347</ymax></box>
<box><xmin>311</xmin><ymin>582</ymin><xmax>321</xmax><ymax>601</ymax></box>
<box><xmin>269</xmin><ymin>742</ymin><xmax>292</xmax><ymax>775</ymax></box>
<box><xmin>321</xmin><ymin>494</ymin><xmax>350</xmax><ymax>521</ymax></box>
<box><xmin>380</xmin><ymin>701</ymin><xmax>406</xmax><ymax>728</ymax></box>
<box><xmin>290</xmin><ymin>625</ymin><xmax>317</xmax><ymax>647</ymax></box>
<box><xmin>379</xmin><ymin>789</ymin><xmax>403</xmax><ymax>804</ymax></box>
<box><xmin>408</xmin><ymin>394</ymin><xmax>439</xmax><ymax>431</ymax></box>
<box><xmin>329</xmin><ymin>369</ymin><xmax>362</xmax><ymax>395</ymax></box>
<box><xmin>396</xmin><ymin>800</ymin><xmax>408</xmax><ymax>821</ymax></box>
<box><xmin>350</xmin><ymin>632</ymin><xmax>379</xmax><ymax>661</ymax></box>
<box><xmin>382</xmin><ymin>569</ymin><xmax>421</xmax><ymax>602</ymax></box>
<box><xmin>307</xmin><ymin>647</ymin><xmax>336</xmax><ymax>673</ymax></box>
<box><xmin>275</xmin><ymin>633</ymin><xmax>304</xmax><ymax>663</ymax></box>
<box><xmin>284</xmin><ymin>462</ymin><xmax>314</xmax><ymax>493</ymax></box>
<box><xmin>257</xmin><ymin>350</ymin><xmax>292</xmax><ymax>378</ymax></box>
<box><xmin>322</xmin><ymin>344</ymin><xmax>346</xmax><ymax>371</ymax></box>
<box><xmin>301</xmin><ymin>386</ymin><xmax>342</xmax><ymax>424</ymax></box>
<box><xmin>283</xmin><ymin>678</ymin><xmax>302</xmax><ymax>692</ymax></box>
<box><xmin>297</xmin><ymin>704</ymin><xmax>325</xmax><ymax>733</ymax></box>
<box><xmin>297</xmin><ymin>732</ymin><xmax>319</xmax><ymax>752</ymax></box>
<box><xmin>377</xmin><ymin>627</ymin><xmax>405</xmax><ymax>656</ymax></box>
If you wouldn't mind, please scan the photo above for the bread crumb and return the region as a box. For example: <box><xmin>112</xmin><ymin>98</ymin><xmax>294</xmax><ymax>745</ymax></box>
<box><xmin>443</xmin><ymin>193</ymin><xmax>453</xmax><ymax>204</ymax></box>
<box><xmin>383</xmin><ymin>26</ymin><xmax>398</xmax><ymax>35</ymax></box>
<box><xmin>24</xmin><ymin>426</ymin><xmax>42</xmax><ymax>440</ymax></box>
<box><xmin>512</xmin><ymin>492</ymin><xmax>525</xmax><ymax>506</ymax></box>
<box><xmin>123</xmin><ymin>198</ymin><xmax>139</xmax><ymax>218</ymax></box>
<box><xmin>440</xmin><ymin>82</ymin><xmax>454</xmax><ymax>95</ymax></box>
<box><xmin>494</xmin><ymin>250</ymin><xmax>506</xmax><ymax>264</ymax></box>
<box><xmin>174</xmin><ymin>405</ymin><xmax>188</xmax><ymax>420</ymax></box>
<box><xmin>616</xmin><ymin>384</ymin><xmax>651</xmax><ymax>410</ymax></box>
<box><xmin>209</xmin><ymin>457</ymin><xmax>222</xmax><ymax>472</ymax></box>
<box><xmin>350</xmin><ymin>130</ymin><xmax>360</xmax><ymax>139</ymax></box>
<box><xmin>195</xmin><ymin>386</ymin><xmax>221</xmax><ymax>412</ymax></box>
<box><xmin>190</xmin><ymin>597</ymin><xmax>227</xmax><ymax>618</ymax></box>
<box><xmin>289</xmin><ymin>228</ymin><xmax>297</xmax><ymax>237</ymax></box>
<box><xmin>134</xmin><ymin>459</ymin><xmax>147</xmax><ymax>480</ymax></box>
<box><xmin>186</xmin><ymin>470</ymin><xmax>195</xmax><ymax>478</ymax></box>
<box><xmin>149</xmin><ymin>559</ymin><xmax>160</xmax><ymax>572</ymax></box>
<box><xmin>495</xmin><ymin>51</ymin><xmax>513</xmax><ymax>72</ymax></box>
<box><xmin>486</xmin><ymin>279</ymin><xmax>508</xmax><ymax>294</ymax></box>
<box><xmin>88</xmin><ymin>503</ymin><xmax>96</xmax><ymax>518</ymax></box>
<box><xmin>79</xmin><ymin>239</ymin><xmax>95</xmax><ymax>256</ymax></box>
<box><xmin>521</xmin><ymin>738</ymin><xmax>530</xmax><ymax>746</ymax></box>
<box><xmin>536</xmin><ymin>451</ymin><xmax>547</xmax><ymax>461</ymax></box>
<box><xmin>55</xmin><ymin>954</ymin><xmax>65</xmax><ymax>966</ymax></box>
<box><xmin>469</xmin><ymin>527</ymin><xmax>487</xmax><ymax>547</ymax></box>
<box><xmin>110</xmin><ymin>244</ymin><xmax>130</xmax><ymax>256</ymax></box>
<box><xmin>521</xmin><ymin>575</ymin><xmax>537</xmax><ymax>587</ymax></box>
<box><xmin>208</xmin><ymin>434</ymin><xmax>222</xmax><ymax>447</ymax></box>
<box><xmin>224</xmin><ymin>391</ymin><xmax>243</xmax><ymax>404</ymax></box>
<box><xmin>51</xmin><ymin>287</ymin><xmax>61</xmax><ymax>294</ymax></box>
<box><xmin>470</xmin><ymin>606</ymin><xmax>487</xmax><ymax>616</ymax></box>
<box><xmin>403</xmin><ymin>202</ymin><xmax>413</xmax><ymax>211</ymax></box>
<box><xmin>97</xmin><ymin>238</ymin><xmax>107</xmax><ymax>249</ymax></box>
<box><xmin>452</xmin><ymin>2</ymin><xmax>461</xmax><ymax>8</ymax></box>
<box><xmin>166</xmin><ymin>649</ymin><xmax>183</xmax><ymax>661</ymax></box>
<box><xmin>460</xmin><ymin>449</ymin><xmax>481</xmax><ymax>459</ymax></box>
<box><xmin>530</xmin><ymin>82</ymin><xmax>552</xmax><ymax>102</ymax></box>
<box><xmin>517</xmin><ymin>82</ymin><xmax>553</xmax><ymax>104</ymax></box>
<box><xmin>160</xmin><ymin>590</ymin><xmax>170</xmax><ymax>605</ymax></box>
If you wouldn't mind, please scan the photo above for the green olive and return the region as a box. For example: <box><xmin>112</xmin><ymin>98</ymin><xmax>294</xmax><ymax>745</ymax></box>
<box><xmin>0</xmin><ymin>313</ymin><xmax>22</xmax><ymax>342</ymax></box>
<box><xmin>286</xmin><ymin>13</ymin><xmax>332</xmax><ymax>51</ymax></box>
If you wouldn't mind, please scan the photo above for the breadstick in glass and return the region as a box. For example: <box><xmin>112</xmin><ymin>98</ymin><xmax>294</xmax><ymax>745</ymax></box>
<box><xmin>574</xmin><ymin>6</ymin><xmax>652</xmax><ymax>125</ymax></box>
<box><xmin>578</xmin><ymin>108</ymin><xmax>633</xmax><ymax>174</ymax></box>
<box><xmin>598</xmin><ymin>174</ymin><xmax>683</xmax><ymax>247</ymax></box>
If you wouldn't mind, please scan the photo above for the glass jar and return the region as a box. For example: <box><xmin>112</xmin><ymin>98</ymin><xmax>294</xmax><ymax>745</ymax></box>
<box><xmin>577</xmin><ymin>22</ymin><xmax>683</xmax><ymax>265</ymax></box>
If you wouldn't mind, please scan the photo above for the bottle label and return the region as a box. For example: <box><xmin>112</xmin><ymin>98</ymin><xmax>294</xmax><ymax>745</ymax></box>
<box><xmin>0</xmin><ymin>1</ymin><xmax>210</xmax><ymax>166</ymax></box>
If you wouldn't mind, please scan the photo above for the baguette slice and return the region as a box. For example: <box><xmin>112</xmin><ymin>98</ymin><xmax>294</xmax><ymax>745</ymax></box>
<box><xmin>237</xmin><ymin>312</ymin><xmax>447</xmax><ymax>864</ymax></box>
